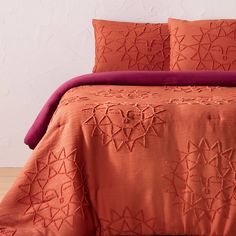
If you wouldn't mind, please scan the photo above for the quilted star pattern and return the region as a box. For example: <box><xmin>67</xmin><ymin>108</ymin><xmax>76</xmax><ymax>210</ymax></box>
<box><xmin>169</xmin><ymin>26</ymin><xmax>188</xmax><ymax>71</ymax></box>
<box><xmin>18</xmin><ymin>148</ymin><xmax>89</xmax><ymax>231</ymax></box>
<box><xmin>164</xmin><ymin>86</ymin><xmax>220</xmax><ymax>93</ymax></box>
<box><xmin>98</xmin><ymin>207</ymin><xmax>164</xmax><ymax>235</ymax></box>
<box><xmin>0</xmin><ymin>227</ymin><xmax>16</xmax><ymax>236</ymax></box>
<box><xmin>59</xmin><ymin>95</ymin><xmax>90</xmax><ymax>107</ymax></box>
<box><xmin>169</xmin><ymin>18</ymin><xmax>236</xmax><ymax>71</ymax></box>
<box><xmin>83</xmin><ymin>103</ymin><xmax>166</xmax><ymax>151</ymax></box>
<box><xmin>165</xmin><ymin>96</ymin><xmax>236</xmax><ymax>105</ymax></box>
<box><xmin>164</xmin><ymin>138</ymin><xmax>236</xmax><ymax>222</ymax></box>
<box><xmin>91</xmin><ymin>89</ymin><xmax>158</xmax><ymax>99</ymax></box>
<box><xmin>93</xmin><ymin>19</ymin><xmax>170</xmax><ymax>72</ymax></box>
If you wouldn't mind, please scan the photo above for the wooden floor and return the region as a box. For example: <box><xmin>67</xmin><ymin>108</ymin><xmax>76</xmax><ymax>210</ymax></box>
<box><xmin>0</xmin><ymin>168</ymin><xmax>22</xmax><ymax>200</ymax></box>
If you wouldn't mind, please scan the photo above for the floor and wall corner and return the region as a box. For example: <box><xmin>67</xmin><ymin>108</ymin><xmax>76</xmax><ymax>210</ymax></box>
<box><xmin>0</xmin><ymin>168</ymin><xmax>21</xmax><ymax>200</ymax></box>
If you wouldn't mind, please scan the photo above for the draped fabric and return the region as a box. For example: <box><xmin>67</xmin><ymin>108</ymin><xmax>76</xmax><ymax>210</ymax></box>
<box><xmin>2</xmin><ymin>72</ymin><xmax>236</xmax><ymax>235</ymax></box>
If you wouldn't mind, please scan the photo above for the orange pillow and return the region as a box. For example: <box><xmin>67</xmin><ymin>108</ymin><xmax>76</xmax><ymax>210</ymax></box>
<box><xmin>169</xmin><ymin>18</ymin><xmax>236</xmax><ymax>71</ymax></box>
<box><xmin>93</xmin><ymin>19</ymin><xmax>170</xmax><ymax>72</ymax></box>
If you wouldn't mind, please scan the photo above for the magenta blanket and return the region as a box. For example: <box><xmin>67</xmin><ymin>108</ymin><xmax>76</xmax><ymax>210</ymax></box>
<box><xmin>24</xmin><ymin>71</ymin><xmax>236</xmax><ymax>149</ymax></box>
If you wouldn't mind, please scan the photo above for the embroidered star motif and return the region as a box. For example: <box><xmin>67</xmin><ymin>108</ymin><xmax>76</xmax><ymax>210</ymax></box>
<box><xmin>18</xmin><ymin>148</ymin><xmax>89</xmax><ymax>231</ymax></box>
<box><xmin>164</xmin><ymin>138</ymin><xmax>236</xmax><ymax>222</ymax></box>
<box><xmin>98</xmin><ymin>207</ymin><xmax>164</xmax><ymax>235</ymax></box>
<box><xmin>83</xmin><ymin>103</ymin><xmax>166</xmax><ymax>152</ymax></box>
<box><xmin>0</xmin><ymin>227</ymin><xmax>16</xmax><ymax>236</ymax></box>
<box><xmin>188</xmin><ymin>21</ymin><xmax>236</xmax><ymax>71</ymax></box>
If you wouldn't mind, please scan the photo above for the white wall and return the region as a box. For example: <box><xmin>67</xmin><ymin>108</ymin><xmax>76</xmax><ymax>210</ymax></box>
<box><xmin>1</xmin><ymin>0</ymin><xmax>236</xmax><ymax>166</ymax></box>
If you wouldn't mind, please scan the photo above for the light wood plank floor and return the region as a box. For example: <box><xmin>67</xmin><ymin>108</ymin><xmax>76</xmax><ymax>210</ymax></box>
<box><xmin>0</xmin><ymin>168</ymin><xmax>22</xmax><ymax>200</ymax></box>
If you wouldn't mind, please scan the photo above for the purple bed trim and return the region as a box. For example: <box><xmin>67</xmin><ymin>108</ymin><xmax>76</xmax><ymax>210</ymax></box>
<box><xmin>24</xmin><ymin>71</ymin><xmax>236</xmax><ymax>149</ymax></box>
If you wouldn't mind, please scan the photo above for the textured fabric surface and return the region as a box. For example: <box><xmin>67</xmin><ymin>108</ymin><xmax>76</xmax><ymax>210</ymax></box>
<box><xmin>169</xmin><ymin>18</ymin><xmax>236</xmax><ymax>71</ymax></box>
<box><xmin>2</xmin><ymin>85</ymin><xmax>236</xmax><ymax>235</ymax></box>
<box><xmin>24</xmin><ymin>71</ymin><xmax>236</xmax><ymax>150</ymax></box>
<box><xmin>93</xmin><ymin>19</ymin><xmax>170</xmax><ymax>72</ymax></box>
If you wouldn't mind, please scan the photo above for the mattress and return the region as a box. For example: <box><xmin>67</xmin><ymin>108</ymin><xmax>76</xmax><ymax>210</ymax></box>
<box><xmin>1</xmin><ymin>71</ymin><xmax>236</xmax><ymax>236</ymax></box>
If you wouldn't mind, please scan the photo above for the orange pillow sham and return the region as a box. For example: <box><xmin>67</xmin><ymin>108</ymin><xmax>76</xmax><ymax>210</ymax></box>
<box><xmin>93</xmin><ymin>19</ymin><xmax>170</xmax><ymax>72</ymax></box>
<box><xmin>169</xmin><ymin>18</ymin><xmax>236</xmax><ymax>71</ymax></box>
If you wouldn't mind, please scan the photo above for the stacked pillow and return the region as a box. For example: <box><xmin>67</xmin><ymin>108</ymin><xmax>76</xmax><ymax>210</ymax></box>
<box><xmin>93</xmin><ymin>18</ymin><xmax>236</xmax><ymax>72</ymax></box>
<box><xmin>93</xmin><ymin>19</ymin><xmax>170</xmax><ymax>72</ymax></box>
<box><xmin>169</xmin><ymin>18</ymin><xmax>236</xmax><ymax>71</ymax></box>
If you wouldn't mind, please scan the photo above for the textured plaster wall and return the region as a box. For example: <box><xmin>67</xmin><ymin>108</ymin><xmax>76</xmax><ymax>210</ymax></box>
<box><xmin>1</xmin><ymin>0</ymin><xmax>236</xmax><ymax>166</ymax></box>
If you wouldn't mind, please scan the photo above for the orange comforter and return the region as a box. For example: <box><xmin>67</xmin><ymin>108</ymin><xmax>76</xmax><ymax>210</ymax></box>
<box><xmin>1</xmin><ymin>84</ymin><xmax>236</xmax><ymax>236</ymax></box>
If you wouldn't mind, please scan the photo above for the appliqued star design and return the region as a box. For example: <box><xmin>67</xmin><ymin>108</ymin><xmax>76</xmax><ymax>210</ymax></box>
<box><xmin>0</xmin><ymin>227</ymin><xmax>16</xmax><ymax>236</ymax></box>
<box><xmin>170</xmin><ymin>26</ymin><xmax>188</xmax><ymax>70</ymax></box>
<box><xmin>18</xmin><ymin>148</ymin><xmax>89</xmax><ymax>231</ymax></box>
<box><xmin>116</xmin><ymin>24</ymin><xmax>170</xmax><ymax>70</ymax></box>
<box><xmin>164</xmin><ymin>138</ymin><xmax>236</xmax><ymax>222</ymax></box>
<box><xmin>98</xmin><ymin>207</ymin><xmax>164</xmax><ymax>235</ymax></box>
<box><xmin>94</xmin><ymin>21</ymin><xmax>170</xmax><ymax>72</ymax></box>
<box><xmin>91</xmin><ymin>89</ymin><xmax>153</xmax><ymax>99</ymax></box>
<box><xmin>83</xmin><ymin>103</ymin><xmax>166</xmax><ymax>152</ymax></box>
<box><xmin>188</xmin><ymin>21</ymin><xmax>236</xmax><ymax>71</ymax></box>
<box><xmin>94</xmin><ymin>24</ymin><xmax>115</xmax><ymax>66</ymax></box>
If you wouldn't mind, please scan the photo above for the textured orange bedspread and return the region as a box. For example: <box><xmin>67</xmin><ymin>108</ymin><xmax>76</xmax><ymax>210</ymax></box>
<box><xmin>1</xmin><ymin>85</ymin><xmax>236</xmax><ymax>236</ymax></box>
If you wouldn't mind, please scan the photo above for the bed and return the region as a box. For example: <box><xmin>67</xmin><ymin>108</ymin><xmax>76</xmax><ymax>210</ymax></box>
<box><xmin>2</xmin><ymin>16</ymin><xmax>236</xmax><ymax>235</ymax></box>
<box><xmin>1</xmin><ymin>71</ymin><xmax>236</xmax><ymax>236</ymax></box>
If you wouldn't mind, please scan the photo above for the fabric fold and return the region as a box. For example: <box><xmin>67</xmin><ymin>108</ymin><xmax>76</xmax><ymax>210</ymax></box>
<box><xmin>24</xmin><ymin>71</ymin><xmax>236</xmax><ymax>149</ymax></box>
